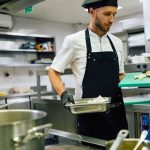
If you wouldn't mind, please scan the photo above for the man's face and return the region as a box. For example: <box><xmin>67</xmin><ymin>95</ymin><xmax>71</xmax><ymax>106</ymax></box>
<box><xmin>90</xmin><ymin>6</ymin><xmax>117</xmax><ymax>33</ymax></box>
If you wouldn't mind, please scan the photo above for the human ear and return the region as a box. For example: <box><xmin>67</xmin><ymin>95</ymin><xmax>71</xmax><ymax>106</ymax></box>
<box><xmin>88</xmin><ymin>7</ymin><xmax>95</xmax><ymax>15</ymax></box>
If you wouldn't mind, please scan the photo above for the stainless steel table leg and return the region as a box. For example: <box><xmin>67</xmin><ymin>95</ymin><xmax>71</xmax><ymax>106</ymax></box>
<box><xmin>5</xmin><ymin>98</ymin><xmax>8</xmax><ymax>109</ymax></box>
<box><xmin>29</xmin><ymin>96</ymin><xmax>32</xmax><ymax>109</ymax></box>
<box><xmin>134</xmin><ymin>112</ymin><xmax>141</xmax><ymax>138</ymax></box>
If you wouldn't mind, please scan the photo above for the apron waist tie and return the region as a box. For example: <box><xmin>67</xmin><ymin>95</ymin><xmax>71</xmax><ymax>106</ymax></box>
<box><xmin>109</xmin><ymin>102</ymin><xmax>122</xmax><ymax>109</ymax></box>
<box><xmin>105</xmin><ymin>102</ymin><xmax>123</xmax><ymax>113</ymax></box>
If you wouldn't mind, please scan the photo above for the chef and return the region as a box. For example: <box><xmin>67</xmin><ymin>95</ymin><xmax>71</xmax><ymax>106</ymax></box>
<box><xmin>48</xmin><ymin>0</ymin><xmax>128</xmax><ymax>140</ymax></box>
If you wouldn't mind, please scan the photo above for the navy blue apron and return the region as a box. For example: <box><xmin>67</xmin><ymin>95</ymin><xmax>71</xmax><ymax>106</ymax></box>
<box><xmin>77</xmin><ymin>29</ymin><xmax>128</xmax><ymax>140</ymax></box>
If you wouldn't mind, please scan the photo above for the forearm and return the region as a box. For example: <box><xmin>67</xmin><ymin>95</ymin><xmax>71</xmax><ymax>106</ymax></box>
<box><xmin>48</xmin><ymin>68</ymin><xmax>65</xmax><ymax>97</ymax></box>
<box><xmin>119</xmin><ymin>73</ymin><xmax>125</xmax><ymax>81</ymax></box>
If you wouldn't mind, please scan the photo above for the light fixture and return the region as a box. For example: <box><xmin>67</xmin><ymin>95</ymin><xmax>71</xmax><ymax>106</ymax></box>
<box><xmin>140</xmin><ymin>0</ymin><xmax>143</xmax><ymax>2</ymax></box>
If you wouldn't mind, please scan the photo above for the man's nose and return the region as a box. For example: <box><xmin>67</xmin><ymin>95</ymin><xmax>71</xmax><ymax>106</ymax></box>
<box><xmin>109</xmin><ymin>15</ymin><xmax>114</xmax><ymax>24</ymax></box>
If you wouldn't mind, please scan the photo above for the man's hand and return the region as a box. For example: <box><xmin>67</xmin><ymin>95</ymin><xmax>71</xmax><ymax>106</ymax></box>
<box><xmin>61</xmin><ymin>91</ymin><xmax>74</xmax><ymax>107</ymax></box>
<box><xmin>119</xmin><ymin>73</ymin><xmax>125</xmax><ymax>81</ymax></box>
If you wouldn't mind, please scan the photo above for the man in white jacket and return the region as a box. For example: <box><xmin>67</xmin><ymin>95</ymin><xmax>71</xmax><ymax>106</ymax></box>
<box><xmin>49</xmin><ymin>0</ymin><xmax>128</xmax><ymax>140</ymax></box>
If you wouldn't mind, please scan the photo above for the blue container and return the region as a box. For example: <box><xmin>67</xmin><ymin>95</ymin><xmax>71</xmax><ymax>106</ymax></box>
<box><xmin>142</xmin><ymin>113</ymin><xmax>150</xmax><ymax>140</ymax></box>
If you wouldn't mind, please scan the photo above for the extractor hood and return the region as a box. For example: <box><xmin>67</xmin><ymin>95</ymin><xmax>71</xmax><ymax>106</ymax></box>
<box><xmin>0</xmin><ymin>0</ymin><xmax>46</xmax><ymax>12</ymax></box>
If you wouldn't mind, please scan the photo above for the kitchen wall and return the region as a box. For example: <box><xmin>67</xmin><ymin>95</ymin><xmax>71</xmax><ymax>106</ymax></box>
<box><xmin>13</xmin><ymin>17</ymin><xmax>75</xmax><ymax>52</ymax></box>
<box><xmin>111</xmin><ymin>12</ymin><xmax>144</xmax><ymax>62</ymax></box>
<box><xmin>111</xmin><ymin>13</ymin><xmax>143</xmax><ymax>34</ymax></box>
<box><xmin>0</xmin><ymin>16</ymin><xmax>76</xmax><ymax>93</ymax></box>
<box><xmin>143</xmin><ymin>0</ymin><xmax>150</xmax><ymax>52</ymax></box>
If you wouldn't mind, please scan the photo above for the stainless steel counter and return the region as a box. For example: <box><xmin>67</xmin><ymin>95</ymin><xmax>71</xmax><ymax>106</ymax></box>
<box><xmin>124</xmin><ymin>63</ymin><xmax>150</xmax><ymax>73</ymax></box>
<box><xmin>0</xmin><ymin>91</ymin><xmax>53</xmax><ymax>100</ymax></box>
<box><xmin>0</xmin><ymin>91</ymin><xmax>54</xmax><ymax>109</ymax></box>
<box><xmin>126</xmin><ymin>104</ymin><xmax>150</xmax><ymax>113</ymax></box>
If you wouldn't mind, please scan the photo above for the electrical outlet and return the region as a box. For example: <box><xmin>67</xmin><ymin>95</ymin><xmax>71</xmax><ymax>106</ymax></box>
<box><xmin>4</xmin><ymin>71</ymin><xmax>10</xmax><ymax>78</ymax></box>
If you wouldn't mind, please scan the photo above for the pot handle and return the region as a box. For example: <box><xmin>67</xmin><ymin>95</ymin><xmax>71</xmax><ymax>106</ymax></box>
<box><xmin>13</xmin><ymin>123</ymin><xmax>52</xmax><ymax>147</ymax></box>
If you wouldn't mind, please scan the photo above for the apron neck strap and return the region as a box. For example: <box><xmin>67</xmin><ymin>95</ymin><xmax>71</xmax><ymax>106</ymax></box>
<box><xmin>85</xmin><ymin>28</ymin><xmax>92</xmax><ymax>53</ymax></box>
<box><xmin>107</xmin><ymin>35</ymin><xmax>116</xmax><ymax>53</ymax></box>
<box><xmin>85</xmin><ymin>28</ymin><xmax>117</xmax><ymax>54</ymax></box>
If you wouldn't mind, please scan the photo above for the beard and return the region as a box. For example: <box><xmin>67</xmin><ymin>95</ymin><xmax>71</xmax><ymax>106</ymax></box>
<box><xmin>95</xmin><ymin>16</ymin><xmax>111</xmax><ymax>33</ymax></box>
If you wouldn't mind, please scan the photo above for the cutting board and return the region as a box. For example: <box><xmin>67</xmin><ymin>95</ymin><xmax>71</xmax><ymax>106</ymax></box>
<box><xmin>119</xmin><ymin>72</ymin><xmax>150</xmax><ymax>87</ymax></box>
<box><xmin>123</xmin><ymin>97</ymin><xmax>150</xmax><ymax>106</ymax></box>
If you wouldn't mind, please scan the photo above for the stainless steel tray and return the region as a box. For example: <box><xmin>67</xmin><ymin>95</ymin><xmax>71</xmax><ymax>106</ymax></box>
<box><xmin>66</xmin><ymin>98</ymin><xmax>110</xmax><ymax>114</ymax></box>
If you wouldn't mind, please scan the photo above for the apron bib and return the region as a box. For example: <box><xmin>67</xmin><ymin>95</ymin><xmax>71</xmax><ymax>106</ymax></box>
<box><xmin>77</xmin><ymin>29</ymin><xmax>128</xmax><ymax>140</ymax></box>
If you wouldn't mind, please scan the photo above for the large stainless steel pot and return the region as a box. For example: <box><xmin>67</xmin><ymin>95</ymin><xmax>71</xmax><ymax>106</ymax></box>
<box><xmin>45</xmin><ymin>144</ymin><xmax>98</xmax><ymax>150</ymax></box>
<box><xmin>106</xmin><ymin>139</ymin><xmax>150</xmax><ymax>150</ymax></box>
<box><xmin>0</xmin><ymin>109</ymin><xmax>51</xmax><ymax>150</ymax></box>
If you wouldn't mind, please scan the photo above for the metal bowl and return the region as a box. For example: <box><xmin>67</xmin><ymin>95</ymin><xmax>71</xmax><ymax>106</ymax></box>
<box><xmin>45</xmin><ymin>144</ymin><xmax>99</xmax><ymax>150</ymax></box>
<box><xmin>106</xmin><ymin>138</ymin><xmax>150</xmax><ymax>150</ymax></box>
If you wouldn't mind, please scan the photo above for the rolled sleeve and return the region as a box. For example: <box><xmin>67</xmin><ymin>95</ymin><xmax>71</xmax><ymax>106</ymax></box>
<box><xmin>51</xmin><ymin>36</ymin><xmax>74</xmax><ymax>73</ymax></box>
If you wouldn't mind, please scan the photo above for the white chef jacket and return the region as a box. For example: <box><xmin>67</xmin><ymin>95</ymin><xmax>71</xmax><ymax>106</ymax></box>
<box><xmin>51</xmin><ymin>29</ymin><xmax>124</xmax><ymax>100</ymax></box>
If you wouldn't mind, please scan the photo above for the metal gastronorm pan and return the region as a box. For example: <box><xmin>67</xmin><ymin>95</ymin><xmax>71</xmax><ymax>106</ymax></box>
<box><xmin>66</xmin><ymin>99</ymin><xmax>109</xmax><ymax>114</ymax></box>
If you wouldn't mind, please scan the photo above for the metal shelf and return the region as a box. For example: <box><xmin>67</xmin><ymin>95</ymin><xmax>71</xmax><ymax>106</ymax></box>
<box><xmin>0</xmin><ymin>64</ymin><xmax>49</xmax><ymax>67</ymax></box>
<box><xmin>0</xmin><ymin>91</ymin><xmax>54</xmax><ymax>100</ymax></box>
<box><xmin>0</xmin><ymin>49</ymin><xmax>55</xmax><ymax>53</ymax></box>
<box><xmin>129</xmin><ymin>45</ymin><xmax>145</xmax><ymax>48</ymax></box>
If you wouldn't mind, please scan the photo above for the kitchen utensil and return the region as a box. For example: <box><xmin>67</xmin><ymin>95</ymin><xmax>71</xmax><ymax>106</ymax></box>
<box><xmin>0</xmin><ymin>109</ymin><xmax>52</xmax><ymax>150</ymax></box>
<box><xmin>142</xmin><ymin>146</ymin><xmax>149</xmax><ymax>150</ymax></box>
<box><xmin>49</xmin><ymin>129</ymin><xmax>106</xmax><ymax>147</ymax></box>
<box><xmin>109</xmin><ymin>130</ymin><xmax>129</xmax><ymax>150</ymax></box>
<box><xmin>66</xmin><ymin>98</ymin><xmax>110</xmax><ymax>114</ymax></box>
<box><xmin>133</xmin><ymin>130</ymin><xmax>148</xmax><ymax>150</ymax></box>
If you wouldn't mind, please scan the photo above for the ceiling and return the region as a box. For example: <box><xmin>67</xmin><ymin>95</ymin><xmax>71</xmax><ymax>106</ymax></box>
<box><xmin>16</xmin><ymin>0</ymin><xmax>143</xmax><ymax>24</ymax></box>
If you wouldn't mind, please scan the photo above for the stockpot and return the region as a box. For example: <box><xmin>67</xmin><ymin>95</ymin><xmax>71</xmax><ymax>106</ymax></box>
<box><xmin>0</xmin><ymin>109</ymin><xmax>51</xmax><ymax>150</ymax></box>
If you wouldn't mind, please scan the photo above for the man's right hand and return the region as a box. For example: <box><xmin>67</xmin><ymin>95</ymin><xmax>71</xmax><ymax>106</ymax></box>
<box><xmin>61</xmin><ymin>91</ymin><xmax>74</xmax><ymax>107</ymax></box>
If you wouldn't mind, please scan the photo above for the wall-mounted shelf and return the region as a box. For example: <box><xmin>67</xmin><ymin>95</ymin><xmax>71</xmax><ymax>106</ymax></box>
<box><xmin>0</xmin><ymin>49</ymin><xmax>55</xmax><ymax>53</ymax></box>
<box><xmin>127</xmin><ymin>29</ymin><xmax>145</xmax><ymax>56</ymax></box>
<box><xmin>0</xmin><ymin>33</ymin><xmax>56</xmax><ymax>66</ymax></box>
<box><xmin>128</xmin><ymin>45</ymin><xmax>145</xmax><ymax>49</ymax></box>
<box><xmin>0</xmin><ymin>64</ymin><xmax>50</xmax><ymax>67</ymax></box>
